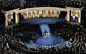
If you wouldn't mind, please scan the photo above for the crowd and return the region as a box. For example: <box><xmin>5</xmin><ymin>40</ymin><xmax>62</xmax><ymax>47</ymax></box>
<box><xmin>0</xmin><ymin>0</ymin><xmax>20</xmax><ymax>10</ymax></box>
<box><xmin>0</xmin><ymin>0</ymin><xmax>84</xmax><ymax>11</ymax></box>
<box><xmin>0</xmin><ymin>23</ymin><xmax>86</xmax><ymax>54</ymax></box>
<box><xmin>0</xmin><ymin>0</ymin><xmax>86</xmax><ymax>54</ymax></box>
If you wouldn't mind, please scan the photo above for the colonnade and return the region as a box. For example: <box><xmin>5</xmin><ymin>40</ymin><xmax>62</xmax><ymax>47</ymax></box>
<box><xmin>1</xmin><ymin>7</ymin><xmax>83</xmax><ymax>26</ymax></box>
<box><xmin>22</xmin><ymin>10</ymin><xmax>60</xmax><ymax>19</ymax></box>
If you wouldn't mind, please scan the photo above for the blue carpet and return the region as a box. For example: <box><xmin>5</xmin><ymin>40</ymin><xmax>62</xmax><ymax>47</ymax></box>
<box><xmin>20</xmin><ymin>18</ymin><xmax>65</xmax><ymax>24</ymax></box>
<box><xmin>39</xmin><ymin>24</ymin><xmax>51</xmax><ymax>37</ymax></box>
<box><xmin>35</xmin><ymin>35</ymin><xmax>62</xmax><ymax>46</ymax></box>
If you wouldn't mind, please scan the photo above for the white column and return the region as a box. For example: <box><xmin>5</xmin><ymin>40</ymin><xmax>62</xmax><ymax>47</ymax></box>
<box><xmin>67</xmin><ymin>9</ymin><xmax>70</xmax><ymax>21</ymax></box>
<box><xmin>15</xmin><ymin>12</ymin><xmax>18</xmax><ymax>23</ymax></box>
<box><xmin>5</xmin><ymin>14</ymin><xmax>8</xmax><ymax>26</ymax></box>
<box><xmin>35</xmin><ymin>11</ymin><xmax>37</xmax><ymax>17</ymax></box>
<box><xmin>27</xmin><ymin>12</ymin><xmax>29</xmax><ymax>18</ymax></box>
<box><xmin>37</xmin><ymin>11</ymin><xmax>39</xmax><ymax>18</ymax></box>
<box><xmin>43</xmin><ymin>11</ymin><xmax>45</xmax><ymax>17</ymax></box>
<box><xmin>31</xmin><ymin>12</ymin><xmax>32</xmax><ymax>18</ymax></box>
<box><xmin>78</xmin><ymin>11</ymin><xmax>81</xmax><ymax>23</ymax></box>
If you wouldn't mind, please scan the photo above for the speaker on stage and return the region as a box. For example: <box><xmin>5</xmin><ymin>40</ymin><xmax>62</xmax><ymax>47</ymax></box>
<box><xmin>46</xmin><ymin>33</ymin><xmax>49</xmax><ymax>37</ymax></box>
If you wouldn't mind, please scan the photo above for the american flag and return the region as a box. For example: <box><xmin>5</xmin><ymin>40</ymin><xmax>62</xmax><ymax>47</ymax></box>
<box><xmin>24</xmin><ymin>14</ymin><xmax>27</xmax><ymax>17</ymax></box>
<box><xmin>44</xmin><ymin>12</ymin><xmax>45</xmax><ymax>15</ymax></box>
<box><xmin>65</xmin><ymin>14</ymin><xmax>67</xmax><ymax>20</ymax></box>
<box><xmin>56</xmin><ymin>13</ymin><xmax>59</xmax><ymax>16</ymax></box>
<box><xmin>38</xmin><ymin>13</ymin><xmax>39</xmax><ymax>15</ymax></box>
<box><xmin>48</xmin><ymin>12</ymin><xmax>50</xmax><ymax>15</ymax></box>
<box><xmin>33</xmin><ymin>13</ymin><xmax>35</xmax><ymax>16</ymax></box>
<box><xmin>52</xmin><ymin>13</ymin><xmax>54</xmax><ymax>15</ymax></box>
<box><xmin>29</xmin><ymin>13</ymin><xmax>31</xmax><ymax>17</ymax></box>
<box><xmin>78</xmin><ymin>16</ymin><xmax>80</xmax><ymax>22</ymax></box>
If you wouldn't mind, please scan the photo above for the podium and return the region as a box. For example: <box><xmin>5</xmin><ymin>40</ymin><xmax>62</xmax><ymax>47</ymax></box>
<box><xmin>46</xmin><ymin>33</ymin><xmax>49</xmax><ymax>37</ymax></box>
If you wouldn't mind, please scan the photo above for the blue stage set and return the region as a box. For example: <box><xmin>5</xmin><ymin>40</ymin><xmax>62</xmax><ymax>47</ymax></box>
<box><xmin>35</xmin><ymin>35</ymin><xmax>62</xmax><ymax>46</ymax></box>
<box><xmin>20</xmin><ymin>17</ymin><xmax>66</xmax><ymax>49</ymax></box>
<box><xmin>20</xmin><ymin>17</ymin><xmax>65</xmax><ymax>24</ymax></box>
<box><xmin>39</xmin><ymin>24</ymin><xmax>51</xmax><ymax>38</ymax></box>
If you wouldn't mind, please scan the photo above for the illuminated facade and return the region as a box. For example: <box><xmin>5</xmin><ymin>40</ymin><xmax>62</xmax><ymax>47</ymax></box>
<box><xmin>1</xmin><ymin>7</ymin><xmax>83</xmax><ymax>26</ymax></box>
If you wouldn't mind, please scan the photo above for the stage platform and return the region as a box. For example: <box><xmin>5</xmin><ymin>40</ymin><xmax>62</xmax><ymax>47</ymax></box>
<box><xmin>5</xmin><ymin>24</ymin><xmax>20</xmax><ymax>28</ymax></box>
<box><xmin>18</xmin><ymin>28</ymin><xmax>72</xmax><ymax>49</ymax></box>
<box><xmin>66</xmin><ymin>21</ymin><xmax>80</xmax><ymax>25</ymax></box>
<box><xmin>35</xmin><ymin>35</ymin><xmax>62</xmax><ymax>46</ymax></box>
<box><xmin>20</xmin><ymin>17</ymin><xmax>65</xmax><ymax>24</ymax></box>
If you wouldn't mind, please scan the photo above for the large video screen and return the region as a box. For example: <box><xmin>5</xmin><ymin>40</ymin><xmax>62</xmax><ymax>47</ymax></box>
<box><xmin>4</xmin><ymin>13</ymin><xmax>21</xmax><ymax>26</ymax></box>
<box><xmin>65</xmin><ymin>10</ymin><xmax>81</xmax><ymax>23</ymax></box>
<box><xmin>70</xmin><ymin>10</ymin><xmax>79</xmax><ymax>22</ymax></box>
<box><xmin>5</xmin><ymin>13</ymin><xmax>15</xmax><ymax>26</ymax></box>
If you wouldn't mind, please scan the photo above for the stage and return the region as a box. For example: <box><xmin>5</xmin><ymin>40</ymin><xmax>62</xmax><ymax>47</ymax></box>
<box><xmin>35</xmin><ymin>35</ymin><xmax>62</xmax><ymax>46</ymax></box>
<box><xmin>18</xmin><ymin>17</ymin><xmax>72</xmax><ymax>49</ymax></box>
<box><xmin>66</xmin><ymin>21</ymin><xmax>80</xmax><ymax>25</ymax></box>
<box><xmin>18</xmin><ymin>28</ymin><xmax>72</xmax><ymax>49</ymax></box>
<box><xmin>20</xmin><ymin>17</ymin><xmax>65</xmax><ymax>24</ymax></box>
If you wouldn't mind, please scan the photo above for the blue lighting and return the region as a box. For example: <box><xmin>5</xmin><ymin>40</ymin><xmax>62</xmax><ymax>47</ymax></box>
<box><xmin>39</xmin><ymin>24</ymin><xmax>51</xmax><ymax>38</ymax></box>
<box><xmin>20</xmin><ymin>18</ymin><xmax>65</xmax><ymax>24</ymax></box>
<box><xmin>35</xmin><ymin>35</ymin><xmax>62</xmax><ymax>46</ymax></box>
